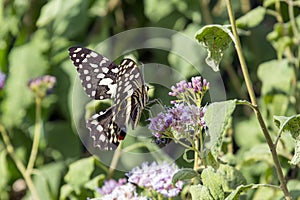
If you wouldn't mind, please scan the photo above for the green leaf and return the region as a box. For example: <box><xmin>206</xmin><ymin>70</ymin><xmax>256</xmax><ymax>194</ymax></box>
<box><xmin>204</xmin><ymin>150</ymin><xmax>219</xmax><ymax>169</ymax></box>
<box><xmin>257</xmin><ymin>59</ymin><xmax>293</xmax><ymax>95</ymax></box>
<box><xmin>37</xmin><ymin>0</ymin><xmax>89</xmax><ymax>38</ymax></box>
<box><xmin>172</xmin><ymin>168</ymin><xmax>198</xmax><ymax>184</ymax></box>
<box><xmin>225</xmin><ymin>184</ymin><xmax>260</xmax><ymax>200</ymax></box>
<box><xmin>243</xmin><ymin>144</ymin><xmax>273</xmax><ymax>164</ymax></box>
<box><xmin>236</xmin><ymin>6</ymin><xmax>266</xmax><ymax>28</ymax></box>
<box><xmin>274</xmin><ymin>115</ymin><xmax>300</xmax><ymax>165</ymax></box>
<box><xmin>84</xmin><ymin>174</ymin><xmax>105</xmax><ymax>191</ymax></box>
<box><xmin>195</xmin><ymin>25</ymin><xmax>233</xmax><ymax>71</ymax></box>
<box><xmin>201</xmin><ymin>167</ymin><xmax>225</xmax><ymax>200</ymax></box>
<box><xmin>204</xmin><ymin>100</ymin><xmax>236</xmax><ymax>158</ymax></box>
<box><xmin>274</xmin><ymin>115</ymin><xmax>300</xmax><ymax>140</ymax></box>
<box><xmin>64</xmin><ymin>157</ymin><xmax>95</xmax><ymax>189</ymax></box>
<box><xmin>234</xmin><ymin>115</ymin><xmax>263</xmax><ymax>149</ymax></box>
<box><xmin>217</xmin><ymin>165</ymin><xmax>247</xmax><ymax>192</ymax></box>
<box><xmin>1</xmin><ymin>31</ymin><xmax>49</xmax><ymax>128</ymax></box>
<box><xmin>32</xmin><ymin>162</ymin><xmax>66</xmax><ymax>199</ymax></box>
<box><xmin>290</xmin><ymin>140</ymin><xmax>300</xmax><ymax>165</ymax></box>
<box><xmin>144</xmin><ymin>0</ymin><xmax>173</xmax><ymax>22</ymax></box>
<box><xmin>190</xmin><ymin>184</ymin><xmax>214</xmax><ymax>200</ymax></box>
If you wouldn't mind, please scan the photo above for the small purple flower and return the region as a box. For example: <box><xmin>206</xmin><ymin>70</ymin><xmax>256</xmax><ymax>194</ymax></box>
<box><xmin>169</xmin><ymin>76</ymin><xmax>209</xmax><ymax>99</ymax></box>
<box><xmin>0</xmin><ymin>72</ymin><xmax>6</xmax><ymax>89</ymax></box>
<box><xmin>126</xmin><ymin>161</ymin><xmax>183</xmax><ymax>198</ymax></box>
<box><xmin>149</xmin><ymin>103</ymin><xmax>207</xmax><ymax>142</ymax></box>
<box><xmin>169</xmin><ymin>80</ymin><xmax>192</xmax><ymax>96</ymax></box>
<box><xmin>97</xmin><ymin>178</ymin><xmax>127</xmax><ymax>195</ymax></box>
<box><xmin>28</xmin><ymin>75</ymin><xmax>56</xmax><ymax>98</ymax></box>
<box><xmin>98</xmin><ymin>182</ymin><xmax>147</xmax><ymax>200</ymax></box>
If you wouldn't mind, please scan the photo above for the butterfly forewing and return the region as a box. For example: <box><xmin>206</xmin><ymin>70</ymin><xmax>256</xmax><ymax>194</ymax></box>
<box><xmin>69</xmin><ymin>47</ymin><xmax>148</xmax><ymax>150</ymax></box>
<box><xmin>68</xmin><ymin>47</ymin><xmax>118</xmax><ymax>100</ymax></box>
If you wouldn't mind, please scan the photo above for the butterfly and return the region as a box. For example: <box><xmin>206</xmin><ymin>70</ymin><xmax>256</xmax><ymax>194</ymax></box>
<box><xmin>68</xmin><ymin>46</ymin><xmax>148</xmax><ymax>150</ymax></box>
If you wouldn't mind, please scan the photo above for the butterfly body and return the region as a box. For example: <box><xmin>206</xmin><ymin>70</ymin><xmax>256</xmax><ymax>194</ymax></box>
<box><xmin>68</xmin><ymin>46</ymin><xmax>148</xmax><ymax>150</ymax></box>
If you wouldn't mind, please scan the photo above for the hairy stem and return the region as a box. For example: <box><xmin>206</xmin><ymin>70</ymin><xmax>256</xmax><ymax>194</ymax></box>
<box><xmin>27</xmin><ymin>97</ymin><xmax>42</xmax><ymax>174</ymax></box>
<box><xmin>225</xmin><ymin>1</ymin><xmax>291</xmax><ymax>199</ymax></box>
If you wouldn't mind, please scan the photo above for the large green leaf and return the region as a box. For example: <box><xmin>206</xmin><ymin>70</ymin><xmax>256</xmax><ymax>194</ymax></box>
<box><xmin>257</xmin><ymin>59</ymin><xmax>293</xmax><ymax>95</ymax></box>
<box><xmin>64</xmin><ymin>157</ymin><xmax>95</xmax><ymax>191</ymax></box>
<box><xmin>31</xmin><ymin>162</ymin><xmax>66</xmax><ymax>199</ymax></box>
<box><xmin>190</xmin><ymin>184</ymin><xmax>214</xmax><ymax>200</ymax></box>
<box><xmin>217</xmin><ymin>164</ymin><xmax>247</xmax><ymax>192</ymax></box>
<box><xmin>236</xmin><ymin>6</ymin><xmax>266</xmax><ymax>28</ymax></box>
<box><xmin>201</xmin><ymin>167</ymin><xmax>225</xmax><ymax>200</ymax></box>
<box><xmin>204</xmin><ymin>100</ymin><xmax>236</xmax><ymax>158</ymax></box>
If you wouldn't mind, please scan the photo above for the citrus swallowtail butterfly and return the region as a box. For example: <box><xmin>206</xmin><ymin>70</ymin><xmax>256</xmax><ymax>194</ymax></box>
<box><xmin>68</xmin><ymin>46</ymin><xmax>148</xmax><ymax>150</ymax></box>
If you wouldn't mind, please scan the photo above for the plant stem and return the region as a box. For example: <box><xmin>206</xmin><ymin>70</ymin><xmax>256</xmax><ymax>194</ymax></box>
<box><xmin>225</xmin><ymin>1</ymin><xmax>291</xmax><ymax>199</ymax></box>
<box><xmin>0</xmin><ymin>124</ymin><xmax>40</xmax><ymax>199</ymax></box>
<box><xmin>108</xmin><ymin>143</ymin><xmax>122</xmax><ymax>178</ymax></box>
<box><xmin>27</xmin><ymin>97</ymin><xmax>42</xmax><ymax>174</ymax></box>
<box><xmin>193</xmin><ymin>132</ymin><xmax>199</xmax><ymax>171</ymax></box>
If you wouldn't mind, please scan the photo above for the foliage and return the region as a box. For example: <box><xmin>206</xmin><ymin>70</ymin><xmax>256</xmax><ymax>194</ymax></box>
<box><xmin>0</xmin><ymin>0</ymin><xmax>300</xmax><ymax>200</ymax></box>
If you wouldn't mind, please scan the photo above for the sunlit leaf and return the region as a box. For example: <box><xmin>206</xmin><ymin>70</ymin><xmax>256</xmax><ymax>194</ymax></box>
<box><xmin>190</xmin><ymin>184</ymin><xmax>214</xmax><ymax>200</ymax></box>
<box><xmin>236</xmin><ymin>6</ymin><xmax>266</xmax><ymax>28</ymax></box>
<box><xmin>195</xmin><ymin>25</ymin><xmax>234</xmax><ymax>71</ymax></box>
<box><xmin>257</xmin><ymin>59</ymin><xmax>293</xmax><ymax>95</ymax></box>
<box><xmin>201</xmin><ymin>167</ymin><xmax>225</xmax><ymax>200</ymax></box>
<box><xmin>64</xmin><ymin>157</ymin><xmax>95</xmax><ymax>188</ymax></box>
<box><xmin>274</xmin><ymin>115</ymin><xmax>300</xmax><ymax>165</ymax></box>
<box><xmin>204</xmin><ymin>100</ymin><xmax>236</xmax><ymax>158</ymax></box>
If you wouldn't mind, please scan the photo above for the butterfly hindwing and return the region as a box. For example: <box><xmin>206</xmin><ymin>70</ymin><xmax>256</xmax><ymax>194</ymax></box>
<box><xmin>87</xmin><ymin>106</ymin><xmax>126</xmax><ymax>150</ymax></box>
<box><xmin>68</xmin><ymin>46</ymin><xmax>118</xmax><ymax>100</ymax></box>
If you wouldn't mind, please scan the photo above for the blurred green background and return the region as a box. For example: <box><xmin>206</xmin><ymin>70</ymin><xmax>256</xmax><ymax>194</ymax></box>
<box><xmin>1</xmin><ymin>0</ymin><xmax>299</xmax><ymax>199</ymax></box>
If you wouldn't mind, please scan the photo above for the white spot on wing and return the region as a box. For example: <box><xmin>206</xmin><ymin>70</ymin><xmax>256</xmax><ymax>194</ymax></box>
<box><xmin>99</xmin><ymin>134</ymin><xmax>106</xmax><ymax>142</ymax></box>
<box><xmin>74</xmin><ymin>48</ymin><xmax>82</xmax><ymax>53</ymax></box>
<box><xmin>99</xmin><ymin>78</ymin><xmax>113</xmax><ymax>85</ymax></box>
<box><xmin>102</xmin><ymin>67</ymin><xmax>109</xmax><ymax>74</ymax></box>
<box><xmin>90</xmin><ymin>63</ymin><xmax>98</xmax><ymax>68</ymax></box>
<box><xmin>97</xmin><ymin>125</ymin><xmax>103</xmax><ymax>132</ymax></box>
<box><xmin>90</xmin><ymin>52</ymin><xmax>98</xmax><ymax>57</ymax></box>
<box><xmin>111</xmin><ymin>68</ymin><xmax>119</xmax><ymax>73</ymax></box>
<box><xmin>97</xmin><ymin>73</ymin><xmax>105</xmax><ymax>79</ymax></box>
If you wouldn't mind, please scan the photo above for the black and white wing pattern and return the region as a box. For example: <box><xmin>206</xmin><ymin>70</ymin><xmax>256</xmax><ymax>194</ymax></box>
<box><xmin>68</xmin><ymin>47</ymin><xmax>148</xmax><ymax>150</ymax></box>
<box><xmin>68</xmin><ymin>46</ymin><xmax>118</xmax><ymax>100</ymax></box>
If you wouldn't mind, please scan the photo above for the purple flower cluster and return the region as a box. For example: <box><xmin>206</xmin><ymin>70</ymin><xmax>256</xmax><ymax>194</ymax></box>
<box><xmin>169</xmin><ymin>76</ymin><xmax>209</xmax><ymax>97</ymax></box>
<box><xmin>149</xmin><ymin>103</ymin><xmax>206</xmax><ymax>141</ymax></box>
<box><xmin>27</xmin><ymin>75</ymin><xmax>56</xmax><ymax>98</ymax></box>
<box><xmin>96</xmin><ymin>179</ymin><xmax>147</xmax><ymax>200</ymax></box>
<box><xmin>126</xmin><ymin>161</ymin><xmax>183</xmax><ymax>197</ymax></box>
<box><xmin>0</xmin><ymin>72</ymin><xmax>6</xmax><ymax>89</ymax></box>
<box><xmin>97</xmin><ymin>178</ymin><xmax>127</xmax><ymax>195</ymax></box>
